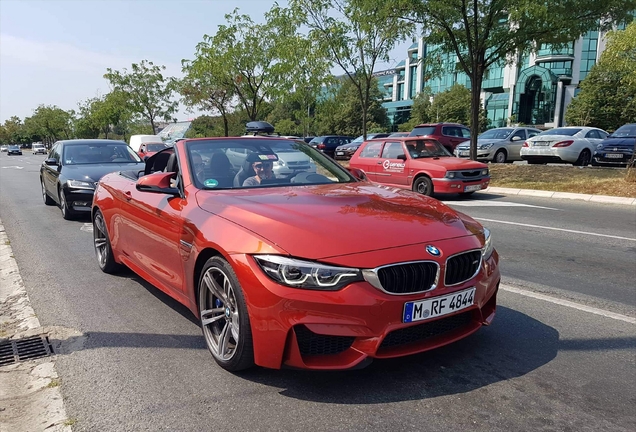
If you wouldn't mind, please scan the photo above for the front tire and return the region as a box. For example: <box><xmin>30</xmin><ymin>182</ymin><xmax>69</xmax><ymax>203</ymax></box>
<box><xmin>42</xmin><ymin>179</ymin><xmax>54</xmax><ymax>205</ymax></box>
<box><xmin>93</xmin><ymin>209</ymin><xmax>122</xmax><ymax>274</ymax></box>
<box><xmin>199</xmin><ymin>256</ymin><xmax>254</xmax><ymax>372</ymax></box>
<box><xmin>58</xmin><ymin>187</ymin><xmax>74</xmax><ymax>220</ymax></box>
<box><xmin>412</xmin><ymin>176</ymin><xmax>433</xmax><ymax>196</ymax></box>
<box><xmin>493</xmin><ymin>149</ymin><xmax>507</xmax><ymax>164</ymax></box>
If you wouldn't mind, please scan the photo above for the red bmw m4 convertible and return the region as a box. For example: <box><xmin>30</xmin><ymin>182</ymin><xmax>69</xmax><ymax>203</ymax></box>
<box><xmin>92</xmin><ymin>136</ymin><xmax>500</xmax><ymax>371</ymax></box>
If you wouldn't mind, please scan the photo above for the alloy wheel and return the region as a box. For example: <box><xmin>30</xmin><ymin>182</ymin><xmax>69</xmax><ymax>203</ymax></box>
<box><xmin>93</xmin><ymin>213</ymin><xmax>108</xmax><ymax>269</ymax></box>
<box><xmin>200</xmin><ymin>267</ymin><xmax>240</xmax><ymax>362</ymax></box>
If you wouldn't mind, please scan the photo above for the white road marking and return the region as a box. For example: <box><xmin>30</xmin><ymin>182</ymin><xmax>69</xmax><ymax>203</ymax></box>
<box><xmin>1</xmin><ymin>166</ymin><xmax>24</xmax><ymax>169</ymax></box>
<box><xmin>80</xmin><ymin>223</ymin><xmax>93</xmax><ymax>233</ymax></box>
<box><xmin>501</xmin><ymin>284</ymin><xmax>636</xmax><ymax>324</ymax></box>
<box><xmin>476</xmin><ymin>217</ymin><xmax>636</xmax><ymax>242</ymax></box>
<box><xmin>445</xmin><ymin>201</ymin><xmax>558</xmax><ymax>210</ymax></box>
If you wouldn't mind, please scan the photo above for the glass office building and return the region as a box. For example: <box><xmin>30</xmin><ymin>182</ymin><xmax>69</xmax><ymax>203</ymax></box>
<box><xmin>380</xmin><ymin>16</ymin><xmax>634</xmax><ymax>130</ymax></box>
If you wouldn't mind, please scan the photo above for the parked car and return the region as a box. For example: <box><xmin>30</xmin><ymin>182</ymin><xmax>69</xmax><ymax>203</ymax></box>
<box><xmin>334</xmin><ymin>133</ymin><xmax>391</xmax><ymax>160</ymax></box>
<box><xmin>7</xmin><ymin>145</ymin><xmax>22</xmax><ymax>156</ymax></box>
<box><xmin>1</xmin><ymin>145</ymin><xmax>8</xmax><ymax>152</ymax></box>
<box><xmin>303</xmin><ymin>136</ymin><xmax>315</xmax><ymax>144</ymax></box>
<box><xmin>454</xmin><ymin>127</ymin><xmax>543</xmax><ymax>163</ymax></box>
<box><xmin>137</xmin><ymin>142</ymin><xmax>169</xmax><ymax>160</ymax></box>
<box><xmin>129</xmin><ymin>134</ymin><xmax>164</xmax><ymax>154</ymax></box>
<box><xmin>592</xmin><ymin>123</ymin><xmax>636</xmax><ymax>167</ymax></box>
<box><xmin>240</xmin><ymin>121</ymin><xmax>317</xmax><ymax>177</ymax></box>
<box><xmin>308</xmin><ymin>135</ymin><xmax>353</xmax><ymax>157</ymax></box>
<box><xmin>520</xmin><ymin>126</ymin><xmax>608</xmax><ymax>166</ymax></box>
<box><xmin>350</xmin><ymin>137</ymin><xmax>490</xmax><ymax>196</ymax></box>
<box><xmin>92</xmin><ymin>136</ymin><xmax>499</xmax><ymax>372</ymax></box>
<box><xmin>409</xmin><ymin>123</ymin><xmax>471</xmax><ymax>152</ymax></box>
<box><xmin>40</xmin><ymin>139</ymin><xmax>145</xmax><ymax>220</ymax></box>
<box><xmin>388</xmin><ymin>132</ymin><xmax>409</xmax><ymax>138</ymax></box>
<box><xmin>32</xmin><ymin>143</ymin><xmax>47</xmax><ymax>155</ymax></box>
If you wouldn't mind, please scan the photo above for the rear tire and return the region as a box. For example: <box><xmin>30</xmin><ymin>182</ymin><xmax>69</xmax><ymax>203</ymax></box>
<box><xmin>93</xmin><ymin>209</ymin><xmax>122</xmax><ymax>274</ymax></box>
<box><xmin>412</xmin><ymin>176</ymin><xmax>433</xmax><ymax>196</ymax></box>
<box><xmin>573</xmin><ymin>149</ymin><xmax>591</xmax><ymax>166</ymax></box>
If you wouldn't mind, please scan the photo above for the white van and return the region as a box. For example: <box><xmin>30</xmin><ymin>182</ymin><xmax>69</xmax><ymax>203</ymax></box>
<box><xmin>129</xmin><ymin>135</ymin><xmax>164</xmax><ymax>153</ymax></box>
<box><xmin>32</xmin><ymin>143</ymin><xmax>47</xmax><ymax>155</ymax></box>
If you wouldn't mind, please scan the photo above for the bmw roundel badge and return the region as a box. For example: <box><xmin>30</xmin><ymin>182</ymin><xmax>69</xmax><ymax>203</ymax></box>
<box><xmin>426</xmin><ymin>245</ymin><xmax>441</xmax><ymax>256</ymax></box>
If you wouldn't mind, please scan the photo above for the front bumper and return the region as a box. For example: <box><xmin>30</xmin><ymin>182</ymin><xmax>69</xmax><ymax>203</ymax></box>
<box><xmin>230</xmin><ymin>237</ymin><xmax>500</xmax><ymax>370</ymax></box>
<box><xmin>593</xmin><ymin>151</ymin><xmax>633</xmax><ymax>165</ymax></box>
<box><xmin>63</xmin><ymin>188</ymin><xmax>95</xmax><ymax>212</ymax></box>
<box><xmin>8</xmin><ymin>151</ymin><xmax>22</xmax><ymax>155</ymax></box>
<box><xmin>433</xmin><ymin>176</ymin><xmax>490</xmax><ymax>194</ymax></box>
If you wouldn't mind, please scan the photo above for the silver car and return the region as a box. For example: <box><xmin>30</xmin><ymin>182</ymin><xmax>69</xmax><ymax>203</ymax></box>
<box><xmin>454</xmin><ymin>127</ymin><xmax>542</xmax><ymax>163</ymax></box>
<box><xmin>521</xmin><ymin>126</ymin><xmax>609</xmax><ymax>166</ymax></box>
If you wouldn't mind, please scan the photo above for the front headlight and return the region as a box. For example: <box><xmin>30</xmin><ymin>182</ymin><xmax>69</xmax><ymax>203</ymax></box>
<box><xmin>481</xmin><ymin>169</ymin><xmax>489</xmax><ymax>176</ymax></box>
<box><xmin>67</xmin><ymin>180</ymin><xmax>95</xmax><ymax>190</ymax></box>
<box><xmin>482</xmin><ymin>228</ymin><xmax>494</xmax><ymax>260</ymax></box>
<box><xmin>445</xmin><ymin>171</ymin><xmax>456</xmax><ymax>179</ymax></box>
<box><xmin>596</xmin><ymin>143</ymin><xmax>604</xmax><ymax>150</ymax></box>
<box><xmin>254</xmin><ymin>255</ymin><xmax>363</xmax><ymax>290</ymax></box>
<box><xmin>479</xmin><ymin>143</ymin><xmax>494</xmax><ymax>150</ymax></box>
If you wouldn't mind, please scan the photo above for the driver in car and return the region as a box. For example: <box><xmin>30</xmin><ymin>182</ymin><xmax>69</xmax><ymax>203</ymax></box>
<box><xmin>243</xmin><ymin>158</ymin><xmax>276</xmax><ymax>186</ymax></box>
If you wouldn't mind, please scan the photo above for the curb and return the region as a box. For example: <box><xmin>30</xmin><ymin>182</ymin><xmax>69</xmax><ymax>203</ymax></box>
<box><xmin>484</xmin><ymin>186</ymin><xmax>636</xmax><ymax>206</ymax></box>
<box><xmin>0</xmin><ymin>219</ymin><xmax>72</xmax><ymax>432</ymax></box>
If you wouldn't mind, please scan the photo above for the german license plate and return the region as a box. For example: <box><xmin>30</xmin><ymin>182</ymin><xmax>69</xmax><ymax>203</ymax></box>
<box><xmin>464</xmin><ymin>184</ymin><xmax>482</xmax><ymax>192</ymax></box>
<box><xmin>403</xmin><ymin>287</ymin><xmax>476</xmax><ymax>323</ymax></box>
<box><xmin>336</xmin><ymin>151</ymin><xmax>344</xmax><ymax>156</ymax></box>
<box><xmin>458</xmin><ymin>151</ymin><xmax>469</xmax><ymax>157</ymax></box>
<box><xmin>605</xmin><ymin>153</ymin><xmax>623</xmax><ymax>159</ymax></box>
<box><xmin>534</xmin><ymin>141</ymin><xmax>550</xmax><ymax>146</ymax></box>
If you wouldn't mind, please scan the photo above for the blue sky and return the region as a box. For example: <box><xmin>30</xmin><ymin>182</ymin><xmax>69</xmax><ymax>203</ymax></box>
<box><xmin>0</xmin><ymin>0</ymin><xmax>411</xmax><ymax>123</ymax></box>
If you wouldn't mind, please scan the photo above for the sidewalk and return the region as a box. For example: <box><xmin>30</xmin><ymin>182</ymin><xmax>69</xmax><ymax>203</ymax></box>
<box><xmin>0</xmin><ymin>219</ymin><xmax>71</xmax><ymax>432</ymax></box>
<box><xmin>484</xmin><ymin>186</ymin><xmax>636</xmax><ymax>206</ymax></box>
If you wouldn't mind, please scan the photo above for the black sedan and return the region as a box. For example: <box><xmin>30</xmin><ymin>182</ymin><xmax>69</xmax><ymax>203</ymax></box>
<box><xmin>592</xmin><ymin>123</ymin><xmax>636</xmax><ymax>167</ymax></box>
<box><xmin>334</xmin><ymin>133</ymin><xmax>391</xmax><ymax>160</ymax></box>
<box><xmin>40</xmin><ymin>139</ymin><xmax>145</xmax><ymax>219</ymax></box>
<box><xmin>7</xmin><ymin>145</ymin><xmax>22</xmax><ymax>156</ymax></box>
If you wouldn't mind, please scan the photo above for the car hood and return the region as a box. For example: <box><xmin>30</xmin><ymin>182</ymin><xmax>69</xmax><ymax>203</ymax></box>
<box><xmin>598</xmin><ymin>137</ymin><xmax>635</xmax><ymax>148</ymax></box>
<box><xmin>456</xmin><ymin>139</ymin><xmax>504</xmax><ymax>149</ymax></box>
<box><xmin>411</xmin><ymin>157</ymin><xmax>487</xmax><ymax>170</ymax></box>
<box><xmin>61</xmin><ymin>162</ymin><xmax>145</xmax><ymax>182</ymax></box>
<box><xmin>196</xmin><ymin>183</ymin><xmax>482</xmax><ymax>259</ymax></box>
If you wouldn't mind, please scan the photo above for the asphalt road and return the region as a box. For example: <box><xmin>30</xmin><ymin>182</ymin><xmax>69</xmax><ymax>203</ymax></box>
<box><xmin>1</xmin><ymin>152</ymin><xmax>635</xmax><ymax>432</ymax></box>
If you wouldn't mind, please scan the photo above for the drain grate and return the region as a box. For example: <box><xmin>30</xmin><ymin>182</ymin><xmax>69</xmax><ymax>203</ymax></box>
<box><xmin>0</xmin><ymin>335</ymin><xmax>54</xmax><ymax>366</ymax></box>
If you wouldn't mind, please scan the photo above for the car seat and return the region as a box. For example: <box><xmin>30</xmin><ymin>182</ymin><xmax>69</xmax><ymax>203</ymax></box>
<box><xmin>145</xmin><ymin>150</ymin><xmax>172</xmax><ymax>175</ymax></box>
<box><xmin>233</xmin><ymin>157</ymin><xmax>256</xmax><ymax>187</ymax></box>
<box><xmin>208</xmin><ymin>152</ymin><xmax>235</xmax><ymax>187</ymax></box>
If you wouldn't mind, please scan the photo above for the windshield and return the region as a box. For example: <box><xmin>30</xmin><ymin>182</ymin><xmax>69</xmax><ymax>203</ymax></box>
<box><xmin>146</xmin><ymin>143</ymin><xmax>168</xmax><ymax>152</ymax></box>
<box><xmin>63</xmin><ymin>143</ymin><xmax>142</xmax><ymax>164</ymax></box>
<box><xmin>186</xmin><ymin>138</ymin><xmax>356</xmax><ymax>190</ymax></box>
<box><xmin>405</xmin><ymin>139</ymin><xmax>452</xmax><ymax>158</ymax></box>
<box><xmin>538</xmin><ymin>128</ymin><xmax>581</xmax><ymax>136</ymax></box>
<box><xmin>611</xmin><ymin>124</ymin><xmax>636</xmax><ymax>138</ymax></box>
<box><xmin>409</xmin><ymin>126</ymin><xmax>436</xmax><ymax>137</ymax></box>
<box><xmin>479</xmin><ymin>128</ymin><xmax>513</xmax><ymax>140</ymax></box>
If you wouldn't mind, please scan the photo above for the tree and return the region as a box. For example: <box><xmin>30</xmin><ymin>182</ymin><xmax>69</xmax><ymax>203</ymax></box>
<box><xmin>314</xmin><ymin>77</ymin><xmax>388</xmax><ymax>136</ymax></box>
<box><xmin>185</xmin><ymin>115</ymin><xmax>217</xmax><ymax>138</ymax></box>
<box><xmin>290</xmin><ymin>0</ymin><xmax>414</xmax><ymax>139</ymax></box>
<box><xmin>28</xmin><ymin>105</ymin><xmax>74</xmax><ymax>144</ymax></box>
<box><xmin>396</xmin><ymin>0</ymin><xmax>635</xmax><ymax>160</ymax></box>
<box><xmin>0</xmin><ymin>116</ymin><xmax>26</xmax><ymax>144</ymax></box>
<box><xmin>104</xmin><ymin>60</ymin><xmax>178</xmax><ymax>134</ymax></box>
<box><xmin>565</xmin><ymin>22</ymin><xmax>636</xmax><ymax>131</ymax></box>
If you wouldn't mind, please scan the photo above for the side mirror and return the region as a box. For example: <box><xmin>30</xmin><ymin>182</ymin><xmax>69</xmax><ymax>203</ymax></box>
<box><xmin>347</xmin><ymin>167</ymin><xmax>367</xmax><ymax>181</ymax></box>
<box><xmin>511</xmin><ymin>136</ymin><xmax>522</xmax><ymax>141</ymax></box>
<box><xmin>45</xmin><ymin>158</ymin><xmax>58</xmax><ymax>166</ymax></box>
<box><xmin>397</xmin><ymin>154</ymin><xmax>407</xmax><ymax>161</ymax></box>
<box><xmin>136</xmin><ymin>172</ymin><xmax>181</xmax><ymax>197</ymax></box>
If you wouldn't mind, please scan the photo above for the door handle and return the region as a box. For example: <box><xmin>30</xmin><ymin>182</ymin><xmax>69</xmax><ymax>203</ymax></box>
<box><xmin>124</xmin><ymin>191</ymin><xmax>132</xmax><ymax>200</ymax></box>
<box><xmin>377</xmin><ymin>161</ymin><xmax>383</xmax><ymax>164</ymax></box>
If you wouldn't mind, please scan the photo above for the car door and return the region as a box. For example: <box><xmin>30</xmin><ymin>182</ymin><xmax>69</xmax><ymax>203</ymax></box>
<box><xmin>117</xmin><ymin>161</ymin><xmax>186</xmax><ymax>293</ymax></box>
<box><xmin>42</xmin><ymin>143</ymin><xmax>62</xmax><ymax>199</ymax></box>
<box><xmin>584</xmin><ymin>129</ymin><xmax>604</xmax><ymax>152</ymax></box>
<box><xmin>376</xmin><ymin>141</ymin><xmax>409</xmax><ymax>186</ymax></box>
<box><xmin>508</xmin><ymin>129</ymin><xmax>527</xmax><ymax>159</ymax></box>
<box><xmin>442</xmin><ymin>126</ymin><xmax>468</xmax><ymax>151</ymax></box>
<box><xmin>353</xmin><ymin>141</ymin><xmax>383</xmax><ymax>182</ymax></box>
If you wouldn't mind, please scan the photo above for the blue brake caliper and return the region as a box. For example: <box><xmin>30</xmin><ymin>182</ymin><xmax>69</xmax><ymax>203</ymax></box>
<box><xmin>215</xmin><ymin>298</ymin><xmax>223</xmax><ymax>308</ymax></box>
